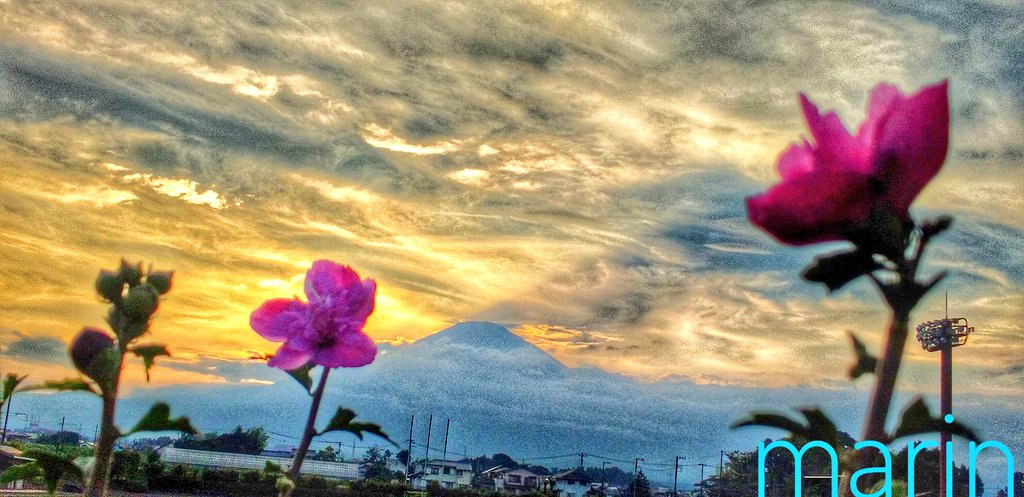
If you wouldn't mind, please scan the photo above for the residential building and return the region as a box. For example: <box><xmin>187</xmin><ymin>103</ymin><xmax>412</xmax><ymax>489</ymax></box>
<box><xmin>409</xmin><ymin>459</ymin><xmax>473</xmax><ymax>489</ymax></box>
<box><xmin>553</xmin><ymin>468</ymin><xmax>593</xmax><ymax>497</ymax></box>
<box><xmin>482</xmin><ymin>466</ymin><xmax>543</xmax><ymax>494</ymax></box>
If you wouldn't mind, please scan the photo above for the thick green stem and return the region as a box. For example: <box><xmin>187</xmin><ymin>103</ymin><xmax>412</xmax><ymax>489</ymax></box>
<box><xmin>287</xmin><ymin>368</ymin><xmax>331</xmax><ymax>481</ymax></box>
<box><xmin>86</xmin><ymin>358</ymin><xmax>123</xmax><ymax>497</ymax></box>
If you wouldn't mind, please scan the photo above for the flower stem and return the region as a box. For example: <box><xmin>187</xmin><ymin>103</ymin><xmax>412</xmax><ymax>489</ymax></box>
<box><xmin>287</xmin><ymin>368</ymin><xmax>331</xmax><ymax>482</ymax></box>
<box><xmin>862</xmin><ymin>306</ymin><xmax>910</xmax><ymax>442</ymax></box>
<box><xmin>86</xmin><ymin>357</ymin><xmax>124</xmax><ymax>497</ymax></box>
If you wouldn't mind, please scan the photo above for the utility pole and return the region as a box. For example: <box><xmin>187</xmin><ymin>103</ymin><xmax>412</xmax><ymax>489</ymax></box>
<box><xmin>634</xmin><ymin>457</ymin><xmax>643</xmax><ymax>497</ymax></box>
<box><xmin>351</xmin><ymin>440</ymin><xmax>356</xmax><ymax>460</ymax></box>
<box><xmin>406</xmin><ymin>415</ymin><xmax>414</xmax><ymax>482</ymax></box>
<box><xmin>425</xmin><ymin>414</ymin><xmax>433</xmax><ymax>461</ymax></box>
<box><xmin>442</xmin><ymin>419</ymin><xmax>450</xmax><ymax>463</ymax></box>
<box><xmin>1</xmin><ymin>394</ymin><xmax>11</xmax><ymax>443</ymax></box>
<box><xmin>602</xmin><ymin>461</ymin><xmax>608</xmax><ymax>492</ymax></box>
<box><xmin>673</xmin><ymin>456</ymin><xmax>680</xmax><ymax>497</ymax></box>
<box><xmin>579</xmin><ymin>452</ymin><xmax>585</xmax><ymax>470</ymax></box>
<box><xmin>718</xmin><ymin>451</ymin><xmax>724</xmax><ymax>497</ymax></box>
<box><xmin>697</xmin><ymin>463</ymin><xmax>711</xmax><ymax>497</ymax></box>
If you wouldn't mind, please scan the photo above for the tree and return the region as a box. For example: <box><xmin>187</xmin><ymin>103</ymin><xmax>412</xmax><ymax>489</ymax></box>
<box><xmin>314</xmin><ymin>445</ymin><xmax>338</xmax><ymax>462</ymax></box>
<box><xmin>492</xmin><ymin>453</ymin><xmax>518</xmax><ymax>469</ymax></box>
<box><xmin>364</xmin><ymin>447</ymin><xmax>394</xmax><ymax>480</ymax></box>
<box><xmin>892</xmin><ymin>445</ymin><xmax>983</xmax><ymax>497</ymax></box>
<box><xmin>173</xmin><ymin>426</ymin><xmax>268</xmax><ymax>454</ymax></box>
<box><xmin>626</xmin><ymin>470</ymin><xmax>651</xmax><ymax>497</ymax></box>
<box><xmin>36</xmin><ymin>431</ymin><xmax>81</xmax><ymax>446</ymax></box>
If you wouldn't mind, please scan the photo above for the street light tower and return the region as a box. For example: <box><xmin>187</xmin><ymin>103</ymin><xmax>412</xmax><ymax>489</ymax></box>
<box><xmin>915</xmin><ymin>300</ymin><xmax>974</xmax><ymax>497</ymax></box>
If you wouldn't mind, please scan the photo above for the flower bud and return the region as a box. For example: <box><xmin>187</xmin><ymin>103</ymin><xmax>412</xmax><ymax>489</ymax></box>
<box><xmin>95</xmin><ymin>270</ymin><xmax>124</xmax><ymax>302</ymax></box>
<box><xmin>119</xmin><ymin>259</ymin><xmax>142</xmax><ymax>286</ymax></box>
<box><xmin>123</xmin><ymin>284</ymin><xmax>159</xmax><ymax>319</ymax></box>
<box><xmin>146</xmin><ymin>270</ymin><xmax>174</xmax><ymax>295</ymax></box>
<box><xmin>70</xmin><ymin>327</ymin><xmax>119</xmax><ymax>387</ymax></box>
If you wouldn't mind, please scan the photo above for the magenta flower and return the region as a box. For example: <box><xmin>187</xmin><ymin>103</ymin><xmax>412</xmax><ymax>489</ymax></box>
<box><xmin>250</xmin><ymin>260</ymin><xmax>377</xmax><ymax>370</ymax></box>
<box><xmin>746</xmin><ymin>81</ymin><xmax>949</xmax><ymax>245</ymax></box>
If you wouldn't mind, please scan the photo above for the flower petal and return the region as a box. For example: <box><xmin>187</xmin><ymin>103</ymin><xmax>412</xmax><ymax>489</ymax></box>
<box><xmin>874</xmin><ymin>80</ymin><xmax>950</xmax><ymax>213</ymax></box>
<box><xmin>856</xmin><ymin>82</ymin><xmax>902</xmax><ymax>150</ymax></box>
<box><xmin>250</xmin><ymin>298</ymin><xmax>308</xmax><ymax>342</ymax></box>
<box><xmin>746</xmin><ymin>166</ymin><xmax>873</xmax><ymax>245</ymax></box>
<box><xmin>313</xmin><ymin>330</ymin><xmax>377</xmax><ymax>368</ymax></box>
<box><xmin>777</xmin><ymin>141</ymin><xmax>816</xmax><ymax>180</ymax></box>
<box><xmin>349</xmin><ymin>278</ymin><xmax>376</xmax><ymax>322</ymax></box>
<box><xmin>800</xmin><ymin>94</ymin><xmax>870</xmax><ymax>174</ymax></box>
<box><xmin>268</xmin><ymin>343</ymin><xmax>314</xmax><ymax>370</ymax></box>
<box><xmin>304</xmin><ymin>260</ymin><xmax>361</xmax><ymax>304</ymax></box>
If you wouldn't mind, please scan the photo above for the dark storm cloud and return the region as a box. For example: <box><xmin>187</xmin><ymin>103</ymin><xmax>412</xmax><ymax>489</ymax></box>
<box><xmin>1</xmin><ymin>329</ymin><xmax>67</xmax><ymax>362</ymax></box>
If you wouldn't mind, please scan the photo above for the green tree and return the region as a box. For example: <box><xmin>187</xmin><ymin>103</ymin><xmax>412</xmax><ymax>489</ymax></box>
<box><xmin>36</xmin><ymin>431</ymin><xmax>81</xmax><ymax>446</ymax></box>
<box><xmin>625</xmin><ymin>470</ymin><xmax>651</xmax><ymax>497</ymax></box>
<box><xmin>891</xmin><ymin>445</ymin><xmax>982</xmax><ymax>497</ymax></box>
<box><xmin>363</xmin><ymin>446</ymin><xmax>394</xmax><ymax>480</ymax></box>
<box><xmin>314</xmin><ymin>445</ymin><xmax>338</xmax><ymax>462</ymax></box>
<box><xmin>174</xmin><ymin>425</ymin><xmax>269</xmax><ymax>454</ymax></box>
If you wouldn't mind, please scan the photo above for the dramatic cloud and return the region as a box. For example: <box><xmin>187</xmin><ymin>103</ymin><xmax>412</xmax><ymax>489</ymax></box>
<box><xmin>0</xmin><ymin>0</ymin><xmax>1021</xmax><ymax>396</ymax></box>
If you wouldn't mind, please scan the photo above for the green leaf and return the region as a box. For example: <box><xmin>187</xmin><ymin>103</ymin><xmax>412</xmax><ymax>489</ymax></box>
<box><xmin>0</xmin><ymin>461</ymin><xmax>43</xmax><ymax>486</ymax></box>
<box><xmin>127</xmin><ymin>402</ymin><xmax>198</xmax><ymax>436</ymax></box>
<box><xmin>847</xmin><ymin>333</ymin><xmax>878</xmax><ymax>380</ymax></box>
<box><xmin>733</xmin><ymin>408</ymin><xmax>845</xmax><ymax>447</ymax></box>
<box><xmin>19</xmin><ymin>449</ymin><xmax>84</xmax><ymax>493</ymax></box>
<box><xmin>318</xmin><ymin>406</ymin><xmax>395</xmax><ymax>445</ymax></box>
<box><xmin>801</xmin><ymin>249</ymin><xmax>881</xmax><ymax>292</ymax></box>
<box><xmin>877</xmin><ymin>271</ymin><xmax>947</xmax><ymax>312</ymax></box>
<box><xmin>2</xmin><ymin>373</ymin><xmax>27</xmax><ymax>402</ymax></box>
<box><xmin>287</xmin><ymin>364</ymin><xmax>315</xmax><ymax>394</ymax></box>
<box><xmin>889</xmin><ymin>397</ymin><xmax>979</xmax><ymax>443</ymax></box>
<box><xmin>845</xmin><ymin>207</ymin><xmax>913</xmax><ymax>260</ymax></box>
<box><xmin>800</xmin><ymin>408</ymin><xmax>839</xmax><ymax>446</ymax></box>
<box><xmin>131</xmin><ymin>344</ymin><xmax>170</xmax><ymax>382</ymax></box>
<box><xmin>733</xmin><ymin>412</ymin><xmax>813</xmax><ymax>439</ymax></box>
<box><xmin>19</xmin><ymin>378</ymin><xmax>99</xmax><ymax>396</ymax></box>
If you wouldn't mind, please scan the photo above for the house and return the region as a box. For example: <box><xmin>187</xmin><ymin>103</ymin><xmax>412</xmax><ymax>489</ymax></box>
<box><xmin>482</xmin><ymin>466</ymin><xmax>543</xmax><ymax>494</ymax></box>
<box><xmin>553</xmin><ymin>468</ymin><xmax>593</xmax><ymax>497</ymax></box>
<box><xmin>0</xmin><ymin>445</ymin><xmax>34</xmax><ymax>490</ymax></box>
<box><xmin>409</xmin><ymin>459</ymin><xmax>474</xmax><ymax>490</ymax></box>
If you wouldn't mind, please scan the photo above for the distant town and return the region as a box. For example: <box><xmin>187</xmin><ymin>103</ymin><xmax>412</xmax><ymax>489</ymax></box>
<box><xmin>0</xmin><ymin>423</ymin><xmax>685</xmax><ymax>497</ymax></box>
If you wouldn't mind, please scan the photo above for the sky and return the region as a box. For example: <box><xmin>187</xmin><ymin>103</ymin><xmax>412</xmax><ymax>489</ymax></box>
<box><xmin>0</xmin><ymin>0</ymin><xmax>1023</xmax><ymax>439</ymax></box>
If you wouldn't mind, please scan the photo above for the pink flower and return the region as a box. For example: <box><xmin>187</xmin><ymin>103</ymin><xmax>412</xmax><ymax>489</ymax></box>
<box><xmin>250</xmin><ymin>260</ymin><xmax>377</xmax><ymax>370</ymax></box>
<box><xmin>746</xmin><ymin>81</ymin><xmax>949</xmax><ymax>245</ymax></box>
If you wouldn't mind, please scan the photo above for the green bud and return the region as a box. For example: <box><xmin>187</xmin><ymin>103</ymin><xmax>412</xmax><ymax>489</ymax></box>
<box><xmin>119</xmin><ymin>259</ymin><xmax>143</xmax><ymax>286</ymax></box>
<box><xmin>123</xmin><ymin>284</ymin><xmax>159</xmax><ymax>320</ymax></box>
<box><xmin>95</xmin><ymin>270</ymin><xmax>124</xmax><ymax>302</ymax></box>
<box><xmin>146</xmin><ymin>270</ymin><xmax>174</xmax><ymax>295</ymax></box>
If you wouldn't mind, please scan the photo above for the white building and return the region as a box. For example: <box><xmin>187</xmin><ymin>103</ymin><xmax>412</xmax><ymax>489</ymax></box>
<box><xmin>482</xmin><ymin>466</ymin><xmax>543</xmax><ymax>494</ymax></box>
<box><xmin>553</xmin><ymin>468</ymin><xmax>593</xmax><ymax>497</ymax></box>
<box><xmin>158</xmin><ymin>447</ymin><xmax>361</xmax><ymax>480</ymax></box>
<box><xmin>409</xmin><ymin>459</ymin><xmax>474</xmax><ymax>489</ymax></box>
